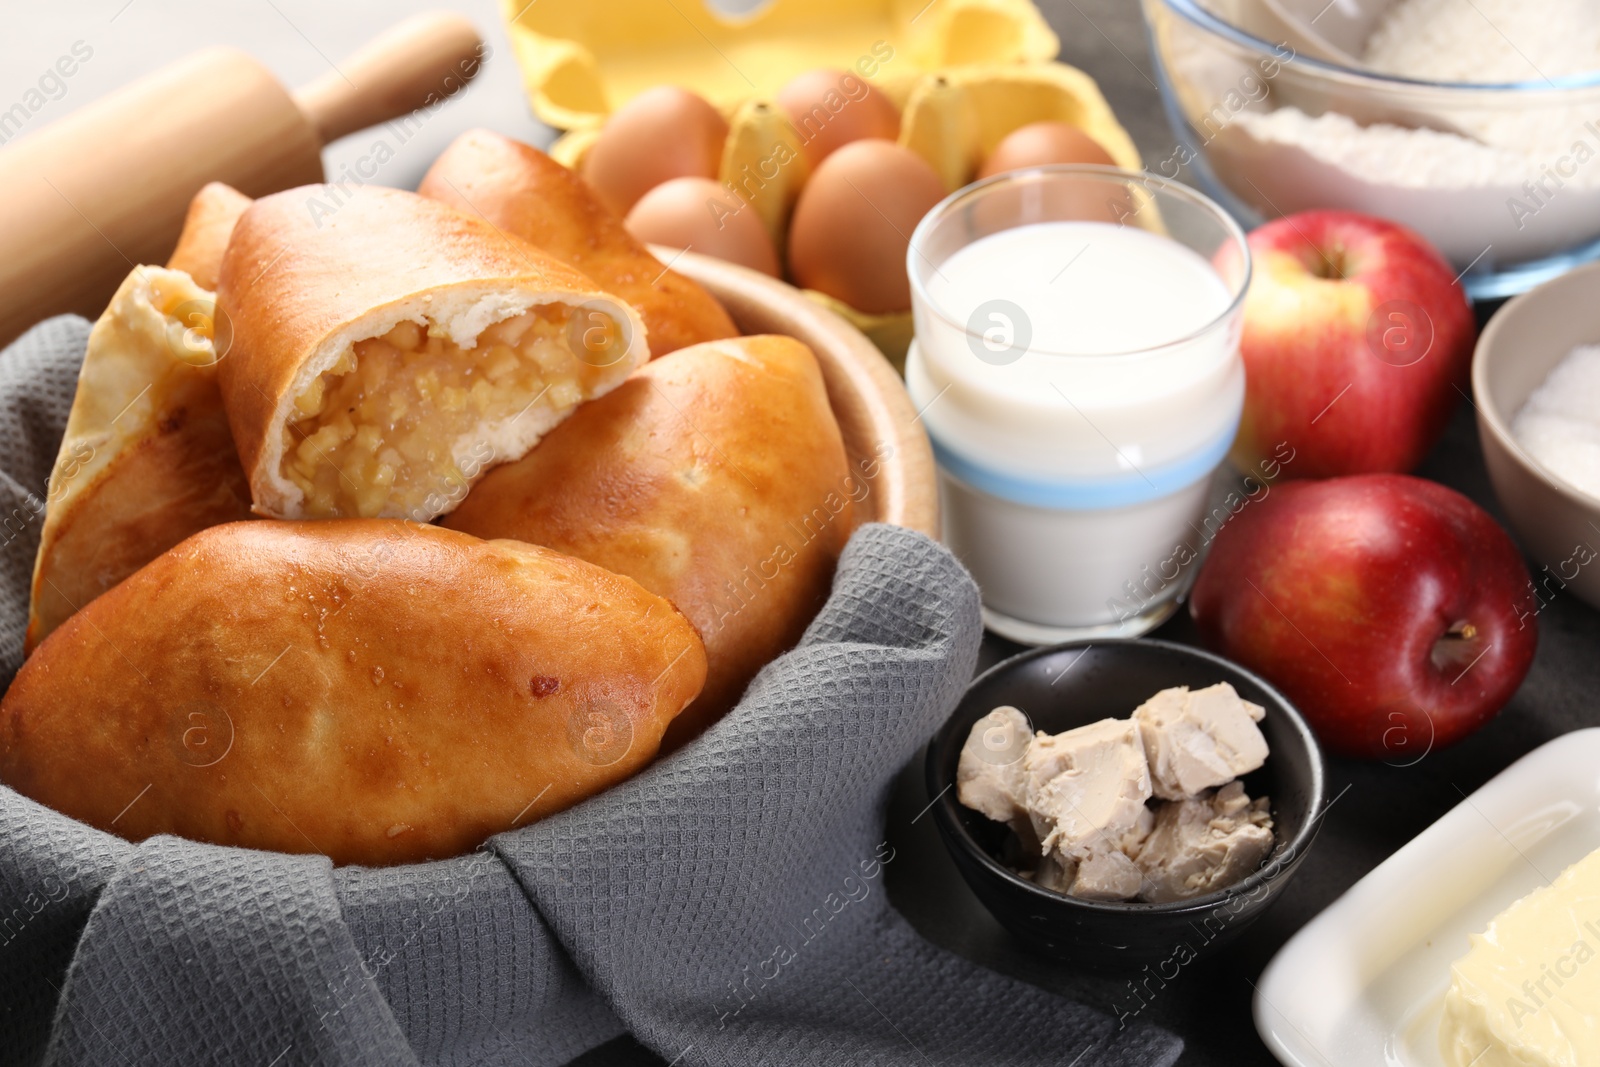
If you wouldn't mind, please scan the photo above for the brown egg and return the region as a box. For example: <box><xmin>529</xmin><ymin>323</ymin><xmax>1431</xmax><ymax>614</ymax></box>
<box><xmin>777</xmin><ymin>68</ymin><xmax>901</xmax><ymax>167</ymax></box>
<box><xmin>625</xmin><ymin>176</ymin><xmax>779</xmax><ymax>276</ymax></box>
<box><xmin>786</xmin><ymin>140</ymin><xmax>946</xmax><ymax>314</ymax></box>
<box><xmin>582</xmin><ymin>86</ymin><xmax>729</xmax><ymax>216</ymax></box>
<box><xmin>977</xmin><ymin>121</ymin><xmax>1116</xmax><ymax>179</ymax></box>
<box><xmin>972</xmin><ymin>122</ymin><xmax>1132</xmax><ymax>226</ymax></box>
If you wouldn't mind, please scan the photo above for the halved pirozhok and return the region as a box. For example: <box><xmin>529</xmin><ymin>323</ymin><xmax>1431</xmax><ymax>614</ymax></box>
<box><xmin>216</xmin><ymin>185</ymin><xmax>649</xmax><ymax>521</ymax></box>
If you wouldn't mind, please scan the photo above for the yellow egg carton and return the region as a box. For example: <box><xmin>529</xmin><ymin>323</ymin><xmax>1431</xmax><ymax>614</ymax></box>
<box><xmin>500</xmin><ymin>0</ymin><xmax>1141</xmax><ymax>370</ymax></box>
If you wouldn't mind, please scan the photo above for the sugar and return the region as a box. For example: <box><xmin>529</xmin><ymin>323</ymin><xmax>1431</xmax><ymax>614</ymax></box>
<box><xmin>1512</xmin><ymin>344</ymin><xmax>1600</xmax><ymax>500</ymax></box>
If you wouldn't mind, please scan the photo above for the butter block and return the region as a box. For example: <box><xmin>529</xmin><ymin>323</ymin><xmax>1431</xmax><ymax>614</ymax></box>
<box><xmin>1440</xmin><ymin>846</ymin><xmax>1600</xmax><ymax>1067</ymax></box>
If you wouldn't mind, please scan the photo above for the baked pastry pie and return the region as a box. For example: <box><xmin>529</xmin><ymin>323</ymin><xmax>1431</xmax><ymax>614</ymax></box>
<box><xmin>446</xmin><ymin>334</ymin><xmax>855</xmax><ymax>745</ymax></box>
<box><xmin>4</xmin><ymin>520</ymin><xmax>707</xmax><ymax>866</ymax></box>
<box><xmin>165</xmin><ymin>181</ymin><xmax>252</xmax><ymax>289</ymax></box>
<box><xmin>216</xmin><ymin>185</ymin><xmax>649</xmax><ymax>521</ymax></box>
<box><xmin>26</xmin><ymin>265</ymin><xmax>250</xmax><ymax>652</ymax></box>
<box><xmin>419</xmin><ymin>129</ymin><xmax>738</xmax><ymax>357</ymax></box>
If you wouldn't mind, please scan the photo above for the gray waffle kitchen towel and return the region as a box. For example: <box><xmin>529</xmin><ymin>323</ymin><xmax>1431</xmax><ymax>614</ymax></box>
<box><xmin>0</xmin><ymin>316</ymin><xmax>1184</xmax><ymax>1067</ymax></box>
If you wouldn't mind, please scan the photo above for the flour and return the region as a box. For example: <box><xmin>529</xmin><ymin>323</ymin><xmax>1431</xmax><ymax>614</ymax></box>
<box><xmin>1233</xmin><ymin>108</ymin><xmax>1550</xmax><ymax>189</ymax></box>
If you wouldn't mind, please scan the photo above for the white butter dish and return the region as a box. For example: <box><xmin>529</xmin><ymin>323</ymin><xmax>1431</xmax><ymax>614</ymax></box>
<box><xmin>1255</xmin><ymin>728</ymin><xmax>1600</xmax><ymax>1067</ymax></box>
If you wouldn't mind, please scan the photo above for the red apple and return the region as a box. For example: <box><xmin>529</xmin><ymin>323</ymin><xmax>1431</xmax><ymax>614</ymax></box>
<box><xmin>1190</xmin><ymin>474</ymin><xmax>1537</xmax><ymax>759</ymax></box>
<box><xmin>1225</xmin><ymin>210</ymin><xmax>1475</xmax><ymax>480</ymax></box>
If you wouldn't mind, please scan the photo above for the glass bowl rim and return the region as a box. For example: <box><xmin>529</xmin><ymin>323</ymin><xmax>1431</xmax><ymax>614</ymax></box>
<box><xmin>1154</xmin><ymin>0</ymin><xmax>1600</xmax><ymax>92</ymax></box>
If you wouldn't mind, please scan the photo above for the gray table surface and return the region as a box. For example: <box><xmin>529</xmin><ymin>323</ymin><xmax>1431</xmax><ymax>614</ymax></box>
<box><xmin>10</xmin><ymin>3</ymin><xmax>1593</xmax><ymax>1065</ymax></box>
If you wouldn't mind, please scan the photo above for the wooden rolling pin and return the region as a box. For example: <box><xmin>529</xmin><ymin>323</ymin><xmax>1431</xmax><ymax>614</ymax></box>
<box><xmin>0</xmin><ymin>11</ymin><xmax>483</xmax><ymax>346</ymax></box>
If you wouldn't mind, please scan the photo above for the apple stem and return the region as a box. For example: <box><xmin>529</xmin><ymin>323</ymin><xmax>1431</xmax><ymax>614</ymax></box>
<box><xmin>1448</xmin><ymin>622</ymin><xmax>1478</xmax><ymax>641</ymax></box>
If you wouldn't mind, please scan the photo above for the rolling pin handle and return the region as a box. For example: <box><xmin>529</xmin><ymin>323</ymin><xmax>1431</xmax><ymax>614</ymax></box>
<box><xmin>292</xmin><ymin>10</ymin><xmax>484</xmax><ymax>146</ymax></box>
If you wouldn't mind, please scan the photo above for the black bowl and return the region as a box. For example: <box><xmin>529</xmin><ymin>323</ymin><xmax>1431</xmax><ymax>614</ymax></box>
<box><xmin>926</xmin><ymin>638</ymin><xmax>1325</xmax><ymax>970</ymax></box>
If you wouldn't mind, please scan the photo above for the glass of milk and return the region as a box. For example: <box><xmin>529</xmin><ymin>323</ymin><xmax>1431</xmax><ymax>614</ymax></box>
<box><xmin>906</xmin><ymin>165</ymin><xmax>1251</xmax><ymax>644</ymax></box>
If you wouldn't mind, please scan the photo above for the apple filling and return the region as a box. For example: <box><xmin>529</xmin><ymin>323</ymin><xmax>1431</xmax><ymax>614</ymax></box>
<box><xmin>282</xmin><ymin>306</ymin><xmax>615</xmax><ymax>519</ymax></box>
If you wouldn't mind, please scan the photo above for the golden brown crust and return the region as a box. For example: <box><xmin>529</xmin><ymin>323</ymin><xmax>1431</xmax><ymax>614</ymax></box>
<box><xmin>418</xmin><ymin>129</ymin><xmax>738</xmax><ymax>357</ymax></box>
<box><xmin>3</xmin><ymin>520</ymin><xmax>707</xmax><ymax>866</ymax></box>
<box><xmin>27</xmin><ymin>376</ymin><xmax>251</xmax><ymax>651</ymax></box>
<box><xmin>214</xmin><ymin>184</ymin><xmax>647</xmax><ymax>520</ymax></box>
<box><xmin>445</xmin><ymin>335</ymin><xmax>855</xmax><ymax>746</ymax></box>
<box><xmin>166</xmin><ymin>182</ymin><xmax>253</xmax><ymax>290</ymax></box>
<box><xmin>26</xmin><ymin>266</ymin><xmax>251</xmax><ymax>654</ymax></box>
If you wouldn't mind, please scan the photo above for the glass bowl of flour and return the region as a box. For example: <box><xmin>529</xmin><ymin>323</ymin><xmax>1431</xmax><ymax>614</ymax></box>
<box><xmin>1143</xmin><ymin>0</ymin><xmax>1600</xmax><ymax>300</ymax></box>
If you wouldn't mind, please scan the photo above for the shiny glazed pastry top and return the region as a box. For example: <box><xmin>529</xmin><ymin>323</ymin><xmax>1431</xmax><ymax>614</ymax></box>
<box><xmin>419</xmin><ymin>129</ymin><xmax>738</xmax><ymax>357</ymax></box>
<box><xmin>2</xmin><ymin>520</ymin><xmax>707</xmax><ymax>866</ymax></box>
<box><xmin>446</xmin><ymin>334</ymin><xmax>856</xmax><ymax>745</ymax></box>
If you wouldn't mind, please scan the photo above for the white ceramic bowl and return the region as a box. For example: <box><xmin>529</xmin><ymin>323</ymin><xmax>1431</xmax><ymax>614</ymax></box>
<box><xmin>1473</xmin><ymin>259</ymin><xmax>1600</xmax><ymax>613</ymax></box>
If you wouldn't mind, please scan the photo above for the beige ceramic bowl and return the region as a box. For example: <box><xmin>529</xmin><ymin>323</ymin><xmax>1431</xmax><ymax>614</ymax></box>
<box><xmin>1474</xmin><ymin>259</ymin><xmax>1600</xmax><ymax>611</ymax></box>
<box><xmin>666</xmin><ymin>248</ymin><xmax>940</xmax><ymax>540</ymax></box>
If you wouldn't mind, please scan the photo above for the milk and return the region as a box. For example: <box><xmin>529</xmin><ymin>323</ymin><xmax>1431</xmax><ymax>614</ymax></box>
<box><xmin>906</xmin><ymin>174</ymin><xmax>1248</xmax><ymax>643</ymax></box>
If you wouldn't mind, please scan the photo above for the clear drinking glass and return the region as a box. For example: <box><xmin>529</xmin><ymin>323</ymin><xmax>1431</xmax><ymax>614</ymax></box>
<box><xmin>905</xmin><ymin>165</ymin><xmax>1252</xmax><ymax>645</ymax></box>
